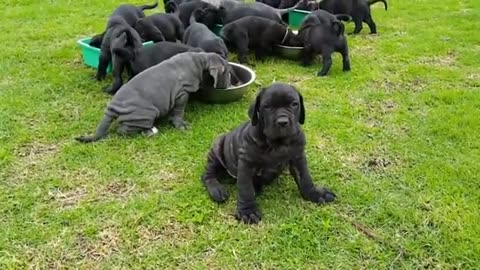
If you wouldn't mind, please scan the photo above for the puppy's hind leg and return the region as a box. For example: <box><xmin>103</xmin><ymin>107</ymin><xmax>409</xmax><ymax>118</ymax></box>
<box><xmin>317</xmin><ymin>48</ymin><xmax>333</xmax><ymax>76</ymax></box>
<box><xmin>168</xmin><ymin>91</ymin><xmax>190</xmax><ymax>130</ymax></box>
<box><xmin>96</xmin><ymin>50</ymin><xmax>111</xmax><ymax>81</ymax></box>
<box><xmin>301</xmin><ymin>44</ymin><xmax>315</xmax><ymax>67</ymax></box>
<box><xmin>364</xmin><ymin>15</ymin><xmax>377</xmax><ymax>34</ymax></box>
<box><xmin>352</xmin><ymin>17</ymin><xmax>363</xmax><ymax>35</ymax></box>
<box><xmin>104</xmin><ymin>56</ymin><xmax>125</xmax><ymax>95</ymax></box>
<box><xmin>202</xmin><ymin>146</ymin><xmax>229</xmax><ymax>203</ymax></box>
<box><xmin>231</xmin><ymin>31</ymin><xmax>249</xmax><ymax>64</ymax></box>
<box><xmin>339</xmin><ymin>43</ymin><xmax>351</xmax><ymax>72</ymax></box>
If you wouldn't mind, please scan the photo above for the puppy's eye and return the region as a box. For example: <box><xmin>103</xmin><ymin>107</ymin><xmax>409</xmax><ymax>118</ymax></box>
<box><xmin>292</xmin><ymin>102</ymin><xmax>299</xmax><ymax>107</ymax></box>
<box><xmin>263</xmin><ymin>105</ymin><xmax>271</xmax><ymax>109</ymax></box>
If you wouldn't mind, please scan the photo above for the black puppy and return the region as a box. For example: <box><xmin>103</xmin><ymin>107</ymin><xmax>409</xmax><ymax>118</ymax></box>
<box><xmin>183</xmin><ymin>9</ymin><xmax>228</xmax><ymax>59</ymax></box>
<box><xmin>221</xmin><ymin>16</ymin><xmax>298</xmax><ymax>64</ymax></box>
<box><xmin>257</xmin><ymin>0</ymin><xmax>300</xmax><ymax>9</ymax></box>
<box><xmin>166</xmin><ymin>1</ymin><xmax>222</xmax><ymax>29</ymax></box>
<box><xmin>221</xmin><ymin>2</ymin><xmax>299</xmax><ymax>25</ymax></box>
<box><xmin>90</xmin><ymin>1</ymin><xmax>159</xmax><ymax>48</ymax></box>
<box><xmin>319</xmin><ymin>0</ymin><xmax>387</xmax><ymax>34</ymax></box>
<box><xmin>106</xmin><ymin>42</ymin><xmax>203</xmax><ymax>94</ymax></box>
<box><xmin>95</xmin><ymin>17</ymin><xmax>143</xmax><ymax>86</ymax></box>
<box><xmin>201</xmin><ymin>83</ymin><xmax>336</xmax><ymax>224</ymax></box>
<box><xmin>296</xmin><ymin>10</ymin><xmax>351</xmax><ymax>76</ymax></box>
<box><xmin>135</xmin><ymin>12</ymin><xmax>185</xmax><ymax>42</ymax></box>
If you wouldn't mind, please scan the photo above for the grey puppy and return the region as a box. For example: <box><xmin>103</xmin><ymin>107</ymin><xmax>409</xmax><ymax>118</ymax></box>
<box><xmin>183</xmin><ymin>9</ymin><xmax>229</xmax><ymax>59</ymax></box>
<box><xmin>201</xmin><ymin>83</ymin><xmax>336</xmax><ymax>224</ymax></box>
<box><xmin>76</xmin><ymin>52</ymin><xmax>232</xmax><ymax>143</ymax></box>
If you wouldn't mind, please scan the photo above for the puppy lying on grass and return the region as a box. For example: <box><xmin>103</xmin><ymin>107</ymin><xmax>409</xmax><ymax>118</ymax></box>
<box><xmin>201</xmin><ymin>83</ymin><xmax>336</xmax><ymax>224</ymax></box>
<box><xmin>76</xmin><ymin>52</ymin><xmax>232</xmax><ymax>143</ymax></box>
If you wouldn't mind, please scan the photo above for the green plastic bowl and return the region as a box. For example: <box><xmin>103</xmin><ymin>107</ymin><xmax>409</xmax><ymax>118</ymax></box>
<box><xmin>196</xmin><ymin>62</ymin><xmax>256</xmax><ymax>104</ymax></box>
<box><xmin>212</xmin><ymin>24</ymin><xmax>223</xmax><ymax>36</ymax></box>
<box><xmin>288</xmin><ymin>9</ymin><xmax>310</xmax><ymax>28</ymax></box>
<box><xmin>77</xmin><ymin>37</ymin><xmax>153</xmax><ymax>73</ymax></box>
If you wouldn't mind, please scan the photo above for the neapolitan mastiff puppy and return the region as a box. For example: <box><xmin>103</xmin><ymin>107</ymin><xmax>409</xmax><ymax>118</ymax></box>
<box><xmin>76</xmin><ymin>52</ymin><xmax>232</xmax><ymax>143</ymax></box>
<box><xmin>201</xmin><ymin>83</ymin><xmax>336</xmax><ymax>224</ymax></box>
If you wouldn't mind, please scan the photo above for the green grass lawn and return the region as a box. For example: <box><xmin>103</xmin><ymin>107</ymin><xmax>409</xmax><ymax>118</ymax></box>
<box><xmin>1</xmin><ymin>0</ymin><xmax>480</xmax><ymax>268</ymax></box>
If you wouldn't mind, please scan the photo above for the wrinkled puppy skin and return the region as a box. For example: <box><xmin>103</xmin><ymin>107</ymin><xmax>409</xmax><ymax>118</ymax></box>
<box><xmin>107</xmin><ymin>41</ymin><xmax>204</xmax><ymax>94</ymax></box>
<box><xmin>201</xmin><ymin>83</ymin><xmax>336</xmax><ymax>224</ymax></box>
<box><xmin>76</xmin><ymin>52</ymin><xmax>231</xmax><ymax>143</ymax></box>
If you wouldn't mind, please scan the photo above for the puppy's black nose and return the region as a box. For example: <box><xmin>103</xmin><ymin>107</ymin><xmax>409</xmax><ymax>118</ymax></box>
<box><xmin>276</xmin><ymin>117</ymin><xmax>289</xmax><ymax>127</ymax></box>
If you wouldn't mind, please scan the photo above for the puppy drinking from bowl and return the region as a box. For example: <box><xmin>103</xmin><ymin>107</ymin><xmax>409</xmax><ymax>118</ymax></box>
<box><xmin>201</xmin><ymin>83</ymin><xmax>336</xmax><ymax>224</ymax></box>
<box><xmin>75</xmin><ymin>52</ymin><xmax>232</xmax><ymax>143</ymax></box>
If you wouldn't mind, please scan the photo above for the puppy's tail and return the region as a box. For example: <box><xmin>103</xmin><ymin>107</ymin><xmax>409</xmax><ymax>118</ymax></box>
<box><xmin>89</xmin><ymin>32</ymin><xmax>105</xmax><ymax>48</ymax></box>
<box><xmin>75</xmin><ymin>114</ymin><xmax>115</xmax><ymax>143</ymax></box>
<box><xmin>165</xmin><ymin>1</ymin><xmax>179</xmax><ymax>14</ymax></box>
<box><xmin>332</xmin><ymin>21</ymin><xmax>345</xmax><ymax>36</ymax></box>
<box><xmin>189</xmin><ymin>8</ymin><xmax>203</xmax><ymax>25</ymax></box>
<box><xmin>335</xmin><ymin>14</ymin><xmax>352</xmax><ymax>22</ymax></box>
<box><xmin>368</xmin><ymin>0</ymin><xmax>387</xmax><ymax>10</ymax></box>
<box><xmin>138</xmin><ymin>0</ymin><xmax>159</xmax><ymax>10</ymax></box>
<box><xmin>276</xmin><ymin>0</ymin><xmax>301</xmax><ymax>15</ymax></box>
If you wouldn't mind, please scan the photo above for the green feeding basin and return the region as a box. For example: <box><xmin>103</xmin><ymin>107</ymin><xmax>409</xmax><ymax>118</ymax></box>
<box><xmin>77</xmin><ymin>37</ymin><xmax>153</xmax><ymax>73</ymax></box>
<box><xmin>288</xmin><ymin>9</ymin><xmax>310</xmax><ymax>28</ymax></box>
<box><xmin>212</xmin><ymin>24</ymin><xmax>223</xmax><ymax>36</ymax></box>
<box><xmin>196</xmin><ymin>62</ymin><xmax>256</xmax><ymax>104</ymax></box>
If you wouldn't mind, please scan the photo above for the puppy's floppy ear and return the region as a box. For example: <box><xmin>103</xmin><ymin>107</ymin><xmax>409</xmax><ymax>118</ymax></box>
<box><xmin>332</xmin><ymin>21</ymin><xmax>345</xmax><ymax>36</ymax></box>
<box><xmin>207</xmin><ymin>57</ymin><xmax>226</xmax><ymax>88</ymax></box>
<box><xmin>298</xmin><ymin>91</ymin><xmax>305</xmax><ymax>124</ymax></box>
<box><xmin>250</xmin><ymin>88</ymin><xmax>265</xmax><ymax>126</ymax></box>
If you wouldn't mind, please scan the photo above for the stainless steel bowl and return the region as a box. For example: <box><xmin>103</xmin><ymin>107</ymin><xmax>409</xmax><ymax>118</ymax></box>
<box><xmin>275</xmin><ymin>44</ymin><xmax>304</xmax><ymax>60</ymax></box>
<box><xmin>196</xmin><ymin>62</ymin><xmax>256</xmax><ymax>104</ymax></box>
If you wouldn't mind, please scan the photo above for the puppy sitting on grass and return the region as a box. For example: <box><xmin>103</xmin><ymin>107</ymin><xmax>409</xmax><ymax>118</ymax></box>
<box><xmin>201</xmin><ymin>83</ymin><xmax>336</xmax><ymax>224</ymax></box>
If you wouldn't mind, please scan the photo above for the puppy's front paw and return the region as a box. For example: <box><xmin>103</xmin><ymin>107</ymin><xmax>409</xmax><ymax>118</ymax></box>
<box><xmin>103</xmin><ymin>85</ymin><xmax>114</xmax><ymax>95</ymax></box>
<box><xmin>317</xmin><ymin>71</ymin><xmax>328</xmax><ymax>77</ymax></box>
<box><xmin>96</xmin><ymin>73</ymin><xmax>105</xmax><ymax>81</ymax></box>
<box><xmin>205</xmin><ymin>181</ymin><xmax>229</xmax><ymax>203</ymax></box>
<box><xmin>171</xmin><ymin>119</ymin><xmax>190</xmax><ymax>131</ymax></box>
<box><xmin>235</xmin><ymin>205</ymin><xmax>262</xmax><ymax>224</ymax></box>
<box><xmin>305</xmin><ymin>186</ymin><xmax>336</xmax><ymax>204</ymax></box>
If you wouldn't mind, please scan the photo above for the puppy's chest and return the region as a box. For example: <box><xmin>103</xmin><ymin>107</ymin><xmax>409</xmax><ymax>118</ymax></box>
<box><xmin>249</xmin><ymin>145</ymin><xmax>294</xmax><ymax>172</ymax></box>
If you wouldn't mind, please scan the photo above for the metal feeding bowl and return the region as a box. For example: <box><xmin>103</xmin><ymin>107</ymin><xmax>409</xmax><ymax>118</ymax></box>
<box><xmin>274</xmin><ymin>30</ymin><xmax>304</xmax><ymax>60</ymax></box>
<box><xmin>196</xmin><ymin>62</ymin><xmax>256</xmax><ymax>104</ymax></box>
<box><xmin>275</xmin><ymin>44</ymin><xmax>304</xmax><ymax>60</ymax></box>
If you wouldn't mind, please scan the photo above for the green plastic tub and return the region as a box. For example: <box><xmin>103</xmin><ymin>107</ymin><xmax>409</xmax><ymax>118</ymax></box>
<box><xmin>288</xmin><ymin>9</ymin><xmax>310</xmax><ymax>28</ymax></box>
<box><xmin>212</xmin><ymin>24</ymin><xmax>223</xmax><ymax>36</ymax></box>
<box><xmin>77</xmin><ymin>37</ymin><xmax>153</xmax><ymax>73</ymax></box>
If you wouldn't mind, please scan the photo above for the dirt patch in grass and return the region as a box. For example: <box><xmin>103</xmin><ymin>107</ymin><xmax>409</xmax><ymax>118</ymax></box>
<box><xmin>76</xmin><ymin>226</ymin><xmax>121</xmax><ymax>261</ymax></box>
<box><xmin>417</xmin><ymin>52</ymin><xmax>457</xmax><ymax>67</ymax></box>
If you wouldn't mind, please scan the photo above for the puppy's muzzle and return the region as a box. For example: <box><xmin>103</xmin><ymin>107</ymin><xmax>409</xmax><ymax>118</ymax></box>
<box><xmin>276</xmin><ymin>116</ymin><xmax>290</xmax><ymax>127</ymax></box>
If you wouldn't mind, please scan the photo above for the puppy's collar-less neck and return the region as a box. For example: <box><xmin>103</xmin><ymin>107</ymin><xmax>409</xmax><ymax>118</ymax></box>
<box><xmin>281</xmin><ymin>28</ymin><xmax>289</xmax><ymax>44</ymax></box>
